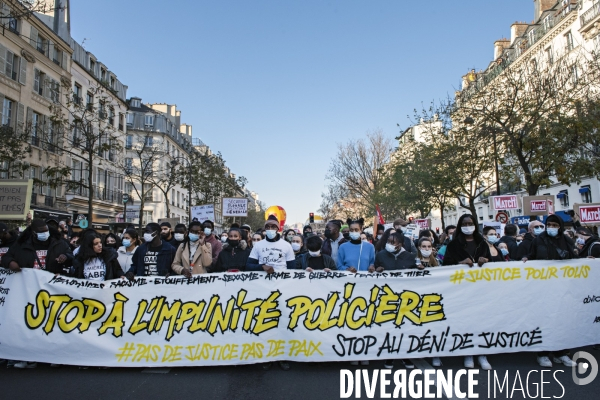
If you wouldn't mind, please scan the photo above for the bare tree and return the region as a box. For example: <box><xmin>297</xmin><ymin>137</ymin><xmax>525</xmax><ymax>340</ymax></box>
<box><xmin>324</xmin><ymin>129</ymin><xmax>394</xmax><ymax>219</ymax></box>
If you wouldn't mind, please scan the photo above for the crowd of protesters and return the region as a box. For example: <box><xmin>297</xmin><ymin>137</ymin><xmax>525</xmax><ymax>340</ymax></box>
<box><xmin>0</xmin><ymin>211</ymin><xmax>597</xmax><ymax>370</ymax></box>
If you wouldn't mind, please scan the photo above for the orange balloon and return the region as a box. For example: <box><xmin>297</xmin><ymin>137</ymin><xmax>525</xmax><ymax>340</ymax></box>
<box><xmin>265</xmin><ymin>205</ymin><xmax>287</xmax><ymax>232</ymax></box>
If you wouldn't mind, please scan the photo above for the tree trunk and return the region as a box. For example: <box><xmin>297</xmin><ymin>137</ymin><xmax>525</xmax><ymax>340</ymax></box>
<box><xmin>439</xmin><ymin>204</ymin><xmax>445</xmax><ymax>230</ymax></box>
<box><xmin>469</xmin><ymin>199</ymin><xmax>478</xmax><ymax>223</ymax></box>
<box><xmin>87</xmin><ymin>151</ymin><xmax>93</xmax><ymax>224</ymax></box>
<box><xmin>164</xmin><ymin>192</ymin><xmax>170</xmax><ymax>219</ymax></box>
<box><xmin>138</xmin><ymin>187</ymin><xmax>145</xmax><ymax>231</ymax></box>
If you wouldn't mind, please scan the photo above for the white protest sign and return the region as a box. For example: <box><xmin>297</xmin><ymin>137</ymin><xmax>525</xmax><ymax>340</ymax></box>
<box><xmin>404</xmin><ymin>223</ymin><xmax>420</xmax><ymax>240</ymax></box>
<box><xmin>0</xmin><ymin>260</ymin><xmax>597</xmax><ymax>367</ymax></box>
<box><xmin>222</xmin><ymin>198</ymin><xmax>248</xmax><ymax>217</ymax></box>
<box><xmin>191</xmin><ymin>204</ymin><xmax>215</xmax><ymax>222</ymax></box>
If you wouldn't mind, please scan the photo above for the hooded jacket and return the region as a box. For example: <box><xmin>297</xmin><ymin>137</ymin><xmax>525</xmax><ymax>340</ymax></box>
<box><xmin>527</xmin><ymin>215</ymin><xmax>576</xmax><ymax>260</ymax></box>
<box><xmin>579</xmin><ymin>236</ymin><xmax>600</xmax><ymax>258</ymax></box>
<box><xmin>1</xmin><ymin>229</ymin><xmax>72</xmax><ymax>273</ymax></box>
<box><xmin>498</xmin><ymin>235</ymin><xmax>519</xmax><ymax>260</ymax></box>
<box><xmin>74</xmin><ymin>248</ymin><xmax>124</xmax><ymax>280</ymax></box>
<box><xmin>516</xmin><ymin>232</ymin><xmax>535</xmax><ymax>260</ymax></box>
<box><xmin>213</xmin><ymin>240</ymin><xmax>251</xmax><ymax>272</ymax></box>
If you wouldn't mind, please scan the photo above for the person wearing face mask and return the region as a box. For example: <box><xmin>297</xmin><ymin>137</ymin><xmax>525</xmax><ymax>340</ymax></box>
<box><xmin>117</xmin><ymin>228</ymin><xmax>141</xmax><ymax>272</ymax></box>
<box><xmin>103</xmin><ymin>233</ymin><xmax>121</xmax><ymax>250</ymax></box>
<box><xmin>302</xmin><ymin>225</ymin><xmax>313</xmax><ymax>238</ymax></box>
<box><xmin>171</xmin><ymin>221</ymin><xmax>212</xmax><ymax>277</ymax></box>
<box><xmin>516</xmin><ymin>220</ymin><xmax>544</xmax><ymax>260</ymax></box>
<box><xmin>126</xmin><ymin>223</ymin><xmax>177</xmax><ymax>279</ymax></box>
<box><xmin>497</xmin><ymin>242</ymin><xmax>511</xmax><ymax>261</ymax></box>
<box><xmin>416</xmin><ymin>237</ymin><xmax>440</xmax><ymax>269</ymax></box>
<box><xmin>498</xmin><ymin>224</ymin><xmax>519</xmax><ymax>260</ymax></box>
<box><xmin>282</xmin><ymin>229</ymin><xmax>295</xmax><ymax>243</ymax></box>
<box><xmin>376</xmin><ymin>224</ymin><xmax>385</xmax><ymax>241</ymax></box>
<box><xmin>393</xmin><ymin>218</ymin><xmax>408</xmax><ymax>233</ymax></box>
<box><xmin>202</xmin><ymin>220</ymin><xmax>222</xmax><ymax>266</ymax></box>
<box><xmin>170</xmin><ymin>224</ymin><xmax>187</xmax><ymax>250</ymax></box>
<box><xmin>373</xmin><ymin>231</ymin><xmax>415</xmax><ymax>271</ymax></box>
<box><xmin>436</xmin><ymin>225</ymin><xmax>456</xmax><ymax>264</ymax></box>
<box><xmin>321</xmin><ymin>220</ymin><xmax>346</xmax><ymax>261</ymax></box>
<box><xmin>443</xmin><ymin>214</ymin><xmax>490</xmax><ymax>268</ymax></box>
<box><xmin>1</xmin><ymin>218</ymin><xmax>72</xmax><ymax>275</ymax></box>
<box><xmin>291</xmin><ymin>234</ymin><xmax>307</xmax><ymax>259</ymax></box>
<box><xmin>340</xmin><ymin>225</ymin><xmax>350</xmax><ymax>241</ymax></box>
<box><xmin>297</xmin><ymin>235</ymin><xmax>336</xmax><ymax>271</ymax></box>
<box><xmin>246</xmin><ymin>215</ymin><xmax>296</xmax><ymax>274</ymax></box>
<box><xmin>221</xmin><ymin>231</ymin><xmax>229</xmax><ymax>244</ymax></box>
<box><xmin>481</xmin><ymin>227</ymin><xmax>505</xmax><ymax>263</ymax></box>
<box><xmin>338</xmin><ymin>218</ymin><xmax>375</xmax><ymax>273</ymax></box>
<box><xmin>213</xmin><ymin>228</ymin><xmax>251</xmax><ymax>272</ymax></box>
<box><xmin>575</xmin><ymin>227</ymin><xmax>600</xmax><ymax>258</ymax></box>
<box><xmin>375</xmin><ymin>228</ymin><xmax>395</xmax><ymax>253</ymax></box>
<box><xmin>522</xmin><ymin>214</ymin><xmax>577</xmax><ymax>368</ymax></box>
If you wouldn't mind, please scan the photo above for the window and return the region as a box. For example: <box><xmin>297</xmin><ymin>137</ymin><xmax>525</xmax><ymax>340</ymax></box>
<box><xmin>73</xmin><ymin>83</ymin><xmax>82</xmax><ymax>105</ymax></box>
<box><xmin>98</xmin><ymin>101</ymin><xmax>106</xmax><ymax>119</ymax></box>
<box><xmin>528</xmin><ymin>29</ymin><xmax>535</xmax><ymax>45</ymax></box>
<box><xmin>110</xmin><ymin>76</ymin><xmax>115</xmax><ymax>89</ymax></box>
<box><xmin>52</xmin><ymin>47</ymin><xmax>60</xmax><ymax>65</ymax></box>
<box><xmin>558</xmin><ymin>190</ymin><xmax>569</xmax><ymax>207</ymax></box>
<box><xmin>143</xmin><ymin>184</ymin><xmax>153</xmax><ymax>201</ymax></box>
<box><xmin>581</xmin><ymin>185</ymin><xmax>592</xmax><ymax>203</ymax></box>
<box><xmin>131</xmin><ymin>98</ymin><xmax>141</xmax><ymax>108</ymax></box>
<box><xmin>33</xmin><ymin>69</ymin><xmax>44</xmax><ymax>95</ymax></box>
<box><xmin>8</xmin><ymin>13</ymin><xmax>18</xmax><ymax>34</ymax></box>
<box><xmin>594</xmin><ymin>35</ymin><xmax>600</xmax><ymax>50</ymax></box>
<box><xmin>108</xmin><ymin>107</ymin><xmax>115</xmax><ymax>125</ymax></box>
<box><xmin>36</xmin><ymin>35</ymin><xmax>47</xmax><ymax>55</ymax></box>
<box><xmin>49</xmin><ymin>80</ymin><xmax>59</xmax><ymax>103</ymax></box>
<box><xmin>144</xmin><ymin>136</ymin><xmax>153</xmax><ymax>147</ymax></box>
<box><xmin>125</xmin><ymin>182</ymin><xmax>133</xmax><ymax>195</ymax></box>
<box><xmin>126</xmin><ymin>113</ymin><xmax>134</xmax><ymax>126</ymax></box>
<box><xmin>47</xmin><ymin>122</ymin><xmax>56</xmax><ymax>152</ymax></box>
<box><xmin>565</xmin><ymin>31</ymin><xmax>574</xmax><ymax>52</ymax></box>
<box><xmin>530</xmin><ymin>58</ymin><xmax>538</xmax><ymax>71</ymax></box>
<box><xmin>2</xmin><ymin>98</ymin><xmax>13</xmax><ymax>126</ymax></box>
<box><xmin>126</xmin><ymin>135</ymin><xmax>133</xmax><ymax>149</ymax></box>
<box><xmin>31</xmin><ymin>112</ymin><xmax>41</xmax><ymax>146</ymax></box>
<box><xmin>100</xmin><ymin>68</ymin><xmax>106</xmax><ymax>82</ymax></box>
<box><xmin>89</xmin><ymin>59</ymin><xmax>96</xmax><ymax>75</ymax></box>
<box><xmin>86</xmin><ymin>92</ymin><xmax>93</xmax><ymax>111</ymax></box>
<box><xmin>5</xmin><ymin>51</ymin><xmax>19</xmax><ymax>81</ymax></box>
<box><xmin>124</xmin><ymin>158</ymin><xmax>133</xmax><ymax>173</ymax></box>
<box><xmin>144</xmin><ymin>114</ymin><xmax>154</xmax><ymax>127</ymax></box>
<box><xmin>119</xmin><ymin>113</ymin><xmax>124</xmax><ymax>131</ymax></box>
<box><xmin>142</xmin><ymin>210</ymin><xmax>153</xmax><ymax>225</ymax></box>
<box><xmin>572</xmin><ymin>65</ymin><xmax>579</xmax><ymax>83</ymax></box>
<box><xmin>543</xmin><ymin>15</ymin><xmax>552</xmax><ymax>30</ymax></box>
<box><xmin>545</xmin><ymin>47</ymin><xmax>553</xmax><ymax>65</ymax></box>
<box><xmin>72</xmin><ymin>124</ymin><xmax>81</xmax><ymax>146</ymax></box>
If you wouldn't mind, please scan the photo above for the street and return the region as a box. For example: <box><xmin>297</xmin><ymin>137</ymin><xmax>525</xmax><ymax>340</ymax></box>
<box><xmin>1</xmin><ymin>346</ymin><xmax>597</xmax><ymax>400</ymax></box>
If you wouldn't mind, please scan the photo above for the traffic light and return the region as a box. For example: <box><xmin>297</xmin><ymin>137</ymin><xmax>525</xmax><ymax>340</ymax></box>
<box><xmin>309</xmin><ymin>213</ymin><xmax>314</xmax><ymax>223</ymax></box>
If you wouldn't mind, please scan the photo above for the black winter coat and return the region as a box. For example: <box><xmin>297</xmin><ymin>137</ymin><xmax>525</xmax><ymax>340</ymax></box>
<box><xmin>74</xmin><ymin>248</ymin><xmax>125</xmax><ymax>280</ymax></box>
<box><xmin>1</xmin><ymin>234</ymin><xmax>72</xmax><ymax>273</ymax></box>
<box><xmin>579</xmin><ymin>236</ymin><xmax>600</xmax><ymax>258</ymax></box>
<box><xmin>296</xmin><ymin>253</ymin><xmax>337</xmax><ymax>270</ymax></box>
<box><xmin>527</xmin><ymin>232</ymin><xmax>576</xmax><ymax>261</ymax></box>
<box><xmin>516</xmin><ymin>232</ymin><xmax>535</xmax><ymax>260</ymax></box>
<box><xmin>442</xmin><ymin>237</ymin><xmax>491</xmax><ymax>266</ymax></box>
<box><xmin>375</xmin><ymin>249</ymin><xmax>416</xmax><ymax>270</ymax></box>
<box><xmin>498</xmin><ymin>236</ymin><xmax>519</xmax><ymax>260</ymax></box>
<box><xmin>212</xmin><ymin>241</ymin><xmax>251</xmax><ymax>272</ymax></box>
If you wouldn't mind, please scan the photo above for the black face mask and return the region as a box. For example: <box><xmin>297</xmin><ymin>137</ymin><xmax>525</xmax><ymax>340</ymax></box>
<box><xmin>324</xmin><ymin>229</ymin><xmax>332</xmax><ymax>239</ymax></box>
<box><xmin>227</xmin><ymin>239</ymin><xmax>240</xmax><ymax>248</ymax></box>
<box><xmin>343</xmin><ymin>232</ymin><xmax>350</xmax><ymax>240</ymax></box>
<box><xmin>105</xmin><ymin>243</ymin><xmax>116</xmax><ymax>248</ymax></box>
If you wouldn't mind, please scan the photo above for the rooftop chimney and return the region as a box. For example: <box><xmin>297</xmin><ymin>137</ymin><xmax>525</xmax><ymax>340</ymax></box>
<box><xmin>534</xmin><ymin>0</ymin><xmax>556</xmax><ymax>21</ymax></box>
<box><xmin>494</xmin><ymin>39</ymin><xmax>511</xmax><ymax>59</ymax></box>
<box><xmin>511</xmin><ymin>22</ymin><xmax>529</xmax><ymax>44</ymax></box>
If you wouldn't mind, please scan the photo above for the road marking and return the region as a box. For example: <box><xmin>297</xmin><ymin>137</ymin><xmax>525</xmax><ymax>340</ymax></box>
<box><xmin>412</xmin><ymin>358</ymin><xmax>455</xmax><ymax>400</ymax></box>
<box><xmin>141</xmin><ymin>367</ymin><xmax>171</xmax><ymax>374</ymax></box>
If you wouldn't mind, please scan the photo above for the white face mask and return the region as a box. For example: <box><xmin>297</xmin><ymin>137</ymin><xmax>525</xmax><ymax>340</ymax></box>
<box><xmin>349</xmin><ymin>232</ymin><xmax>361</xmax><ymax>241</ymax></box>
<box><xmin>265</xmin><ymin>230</ymin><xmax>277</xmax><ymax>240</ymax></box>
<box><xmin>204</xmin><ymin>228</ymin><xmax>212</xmax><ymax>236</ymax></box>
<box><xmin>291</xmin><ymin>243</ymin><xmax>302</xmax><ymax>251</ymax></box>
<box><xmin>377</xmin><ymin>235</ymin><xmax>382</xmax><ymax>240</ymax></box>
<box><xmin>385</xmin><ymin>243</ymin><xmax>398</xmax><ymax>253</ymax></box>
<box><xmin>143</xmin><ymin>232</ymin><xmax>156</xmax><ymax>243</ymax></box>
<box><xmin>461</xmin><ymin>226</ymin><xmax>476</xmax><ymax>235</ymax></box>
<box><xmin>420</xmin><ymin>249</ymin><xmax>432</xmax><ymax>257</ymax></box>
<box><xmin>221</xmin><ymin>236</ymin><xmax>228</xmax><ymax>243</ymax></box>
<box><xmin>174</xmin><ymin>233</ymin><xmax>185</xmax><ymax>242</ymax></box>
<box><xmin>308</xmin><ymin>250</ymin><xmax>321</xmax><ymax>257</ymax></box>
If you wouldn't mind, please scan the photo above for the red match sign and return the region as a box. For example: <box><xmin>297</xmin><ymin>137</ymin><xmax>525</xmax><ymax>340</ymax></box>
<box><xmin>415</xmin><ymin>219</ymin><xmax>430</xmax><ymax>230</ymax></box>
<box><xmin>576</xmin><ymin>204</ymin><xmax>600</xmax><ymax>224</ymax></box>
<box><xmin>492</xmin><ymin>195</ymin><xmax>519</xmax><ymax>210</ymax></box>
<box><xmin>530</xmin><ymin>200</ymin><xmax>547</xmax><ymax>212</ymax></box>
<box><xmin>523</xmin><ymin>196</ymin><xmax>555</xmax><ymax>216</ymax></box>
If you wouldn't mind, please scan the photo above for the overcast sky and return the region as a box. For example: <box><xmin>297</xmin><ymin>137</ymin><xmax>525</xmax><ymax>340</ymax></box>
<box><xmin>72</xmin><ymin>0</ymin><xmax>532</xmax><ymax>225</ymax></box>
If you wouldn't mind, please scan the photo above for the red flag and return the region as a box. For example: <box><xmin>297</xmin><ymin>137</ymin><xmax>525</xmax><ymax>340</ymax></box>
<box><xmin>375</xmin><ymin>204</ymin><xmax>385</xmax><ymax>225</ymax></box>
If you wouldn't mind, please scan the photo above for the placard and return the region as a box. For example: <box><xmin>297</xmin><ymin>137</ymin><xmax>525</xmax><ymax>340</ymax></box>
<box><xmin>0</xmin><ymin>180</ymin><xmax>32</xmax><ymax>219</ymax></box>
<box><xmin>574</xmin><ymin>203</ymin><xmax>600</xmax><ymax>225</ymax></box>
<box><xmin>491</xmin><ymin>195</ymin><xmax>520</xmax><ymax>210</ymax></box>
<box><xmin>222</xmin><ymin>198</ymin><xmax>248</xmax><ymax>217</ymax></box>
<box><xmin>522</xmin><ymin>196</ymin><xmax>555</xmax><ymax>216</ymax></box>
<box><xmin>191</xmin><ymin>204</ymin><xmax>215</xmax><ymax>222</ymax></box>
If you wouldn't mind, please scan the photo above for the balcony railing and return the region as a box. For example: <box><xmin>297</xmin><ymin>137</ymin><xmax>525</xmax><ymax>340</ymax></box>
<box><xmin>67</xmin><ymin>184</ymin><xmax>124</xmax><ymax>205</ymax></box>
<box><xmin>581</xmin><ymin>1</ymin><xmax>600</xmax><ymax>27</ymax></box>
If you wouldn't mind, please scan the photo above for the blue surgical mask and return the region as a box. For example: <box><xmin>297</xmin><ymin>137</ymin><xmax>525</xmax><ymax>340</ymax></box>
<box><xmin>349</xmin><ymin>232</ymin><xmax>361</xmax><ymax>241</ymax></box>
<box><xmin>122</xmin><ymin>239</ymin><xmax>131</xmax><ymax>248</ymax></box>
<box><xmin>533</xmin><ymin>227</ymin><xmax>544</xmax><ymax>236</ymax></box>
<box><xmin>265</xmin><ymin>230</ymin><xmax>277</xmax><ymax>240</ymax></box>
<box><xmin>204</xmin><ymin>228</ymin><xmax>212</xmax><ymax>236</ymax></box>
<box><xmin>487</xmin><ymin>235</ymin><xmax>499</xmax><ymax>244</ymax></box>
<box><xmin>546</xmin><ymin>228</ymin><xmax>559</xmax><ymax>237</ymax></box>
<box><xmin>36</xmin><ymin>231</ymin><xmax>50</xmax><ymax>242</ymax></box>
<box><xmin>501</xmin><ymin>248</ymin><xmax>509</xmax><ymax>256</ymax></box>
<box><xmin>189</xmin><ymin>233</ymin><xmax>200</xmax><ymax>242</ymax></box>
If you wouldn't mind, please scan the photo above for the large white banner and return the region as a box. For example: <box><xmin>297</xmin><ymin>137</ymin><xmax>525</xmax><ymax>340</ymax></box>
<box><xmin>0</xmin><ymin>259</ymin><xmax>598</xmax><ymax>367</ymax></box>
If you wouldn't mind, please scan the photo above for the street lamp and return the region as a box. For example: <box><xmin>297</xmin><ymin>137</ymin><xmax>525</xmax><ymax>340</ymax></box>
<box><xmin>464</xmin><ymin>117</ymin><xmax>501</xmax><ymax>195</ymax></box>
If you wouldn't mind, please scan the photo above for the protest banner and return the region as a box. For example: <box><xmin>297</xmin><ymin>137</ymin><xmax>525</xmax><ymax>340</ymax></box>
<box><xmin>222</xmin><ymin>198</ymin><xmax>248</xmax><ymax>217</ymax></box>
<box><xmin>0</xmin><ymin>259</ymin><xmax>597</xmax><ymax>367</ymax></box>
<box><xmin>0</xmin><ymin>180</ymin><xmax>32</xmax><ymax>220</ymax></box>
<box><xmin>191</xmin><ymin>204</ymin><xmax>215</xmax><ymax>222</ymax></box>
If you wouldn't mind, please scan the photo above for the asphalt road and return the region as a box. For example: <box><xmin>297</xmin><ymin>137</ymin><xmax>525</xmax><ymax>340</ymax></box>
<box><xmin>1</xmin><ymin>346</ymin><xmax>598</xmax><ymax>400</ymax></box>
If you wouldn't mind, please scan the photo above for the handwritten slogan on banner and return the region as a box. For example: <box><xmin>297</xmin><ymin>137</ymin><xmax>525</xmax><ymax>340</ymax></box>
<box><xmin>0</xmin><ymin>259</ymin><xmax>598</xmax><ymax>367</ymax></box>
<box><xmin>222</xmin><ymin>197</ymin><xmax>248</xmax><ymax>217</ymax></box>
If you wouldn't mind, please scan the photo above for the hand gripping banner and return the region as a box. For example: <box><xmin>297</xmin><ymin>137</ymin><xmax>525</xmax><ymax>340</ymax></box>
<box><xmin>0</xmin><ymin>259</ymin><xmax>598</xmax><ymax>367</ymax></box>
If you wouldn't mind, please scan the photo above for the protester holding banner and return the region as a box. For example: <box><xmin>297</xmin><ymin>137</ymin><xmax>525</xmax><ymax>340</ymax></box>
<box><xmin>482</xmin><ymin>226</ymin><xmax>505</xmax><ymax>263</ymax></box>
<box><xmin>171</xmin><ymin>221</ymin><xmax>212</xmax><ymax>277</ymax></box>
<box><xmin>576</xmin><ymin>227</ymin><xmax>600</xmax><ymax>258</ymax></box>
<box><xmin>202</xmin><ymin>220</ymin><xmax>222</xmax><ymax>266</ymax></box>
<box><xmin>522</xmin><ymin>215</ymin><xmax>577</xmax><ymax>368</ymax></box>
<box><xmin>73</xmin><ymin>232</ymin><xmax>125</xmax><ymax>281</ymax></box>
<box><xmin>247</xmin><ymin>216</ymin><xmax>296</xmax><ymax>273</ymax></box>
<box><xmin>126</xmin><ymin>223</ymin><xmax>177</xmax><ymax>279</ymax></box>
<box><xmin>337</xmin><ymin>218</ymin><xmax>375</xmax><ymax>274</ymax></box>
<box><xmin>0</xmin><ymin>222</ymin><xmax>18</xmax><ymax>263</ymax></box>
<box><xmin>103</xmin><ymin>233</ymin><xmax>121</xmax><ymax>250</ymax></box>
<box><xmin>416</xmin><ymin>237</ymin><xmax>439</xmax><ymax>268</ymax></box>
<box><xmin>374</xmin><ymin>227</ymin><xmax>395</xmax><ymax>253</ymax></box>
<box><xmin>442</xmin><ymin>214</ymin><xmax>489</xmax><ymax>268</ymax></box>
<box><xmin>1</xmin><ymin>219</ymin><xmax>72</xmax><ymax>274</ymax></box>
<box><xmin>117</xmin><ymin>228</ymin><xmax>141</xmax><ymax>272</ymax></box>
<box><xmin>297</xmin><ymin>235</ymin><xmax>336</xmax><ymax>271</ymax></box>
<box><xmin>373</xmin><ymin>231</ymin><xmax>415</xmax><ymax>272</ymax></box>
<box><xmin>213</xmin><ymin>228</ymin><xmax>251</xmax><ymax>272</ymax></box>
<box><xmin>516</xmin><ymin>220</ymin><xmax>544</xmax><ymax>260</ymax></box>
